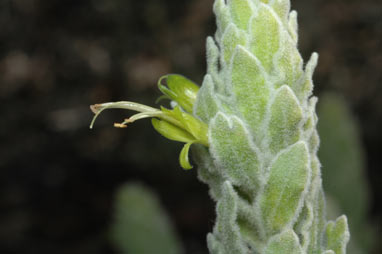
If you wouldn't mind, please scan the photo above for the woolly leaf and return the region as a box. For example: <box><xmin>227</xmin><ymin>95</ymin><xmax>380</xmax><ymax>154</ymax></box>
<box><xmin>274</xmin><ymin>28</ymin><xmax>303</xmax><ymax>90</ymax></box>
<box><xmin>269</xmin><ymin>0</ymin><xmax>290</xmax><ymax>24</ymax></box>
<box><xmin>293</xmin><ymin>201</ymin><xmax>314</xmax><ymax>251</ymax></box>
<box><xmin>307</xmin><ymin>183</ymin><xmax>327</xmax><ymax>254</ymax></box>
<box><xmin>292</xmin><ymin>53</ymin><xmax>318</xmax><ymax>101</ymax></box>
<box><xmin>228</xmin><ymin>0</ymin><xmax>253</xmax><ymax>30</ymax></box>
<box><xmin>308</xmin><ymin>130</ymin><xmax>319</xmax><ymax>154</ymax></box>
<box><xmin>259</xmin><ymin>141</ymin><xmax>310</xmax><ymax>235</ymax></box>
<box><xmin>222</xmin><ymin>24</ymin><xmax>247</xmax><ymax>64</ymax></box>
<box><xmin>206</xmin><ymin>36</ymin><xmax>220</xmax><ymax>79</ymax></box>
<box><xmin>210</xmin><ymin>113</ymin><xmax>260</xmax><ymax>190</ymax></box>
<box><xmin>194</xmin><ymin>75</ymin><xmax>220</xmax><ymax>123</ymax></box>
<box><xmin>213</xmin><ymin>0</ymin><xmax>231</xmax><ymax>40</ymax></box>
<box><xmin>288</xmin><ymin>10</ymin><xmax>298</xmax><ymax>43</ymax></box>
<box><xmin>264</xmin><ymin>229</ymin><xmax>303</xmax><ymax>254</ymax></box>
<box><xmin>214</xmin><ymin>181</ymin><xmax>248</xmax><ymax>253</ymax></box>
<box><xmin>325</xmin><ymin>216</ymin><xmax>350</xmax><ymax>254</ymax></box>
<box><xmin>231</xmin><ymin>46</ymin><xmax>269</xmax><ymax>138</ymax></box>
<box><xmin>249</xmin><ymin>4</ymin><xmax>280</xmax><ymax>71</ymax></box>
<box><xmin>207</xmin><ymin>233</ymin><xmax>225</xmax><ymax>254</ymax></box>
<box><xmin>268</xmin><ymin>85</ymin><xmax>303</xmax><ymax>154</ymax></box>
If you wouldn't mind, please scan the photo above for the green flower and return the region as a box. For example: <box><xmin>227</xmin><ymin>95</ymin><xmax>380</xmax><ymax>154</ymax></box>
<box><xmin>157</xmin><ymin>74</ymin><xmax>199</xmax><ymax>114</ymax></box>
<box><xmin>90</xmin><ymin>74</ymin><xmax>208</xmax><ymax>170</ymax></box>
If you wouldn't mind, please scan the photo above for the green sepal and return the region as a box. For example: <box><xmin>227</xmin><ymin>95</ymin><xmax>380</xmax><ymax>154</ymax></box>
<box><xmin>151</xmin><ymin>118</ymin><xmax>196</xmax><ymax>144</ymax></box>
<box><xmin>161</xmin><ymin>106</ymin><xmax>208</xmax><ymax>146</ymax></box>
<box><xmin>155</xmin><ymin>95</ymin><xmax>171</xmax><ymax>104</ymax></box>
<box><xmin>180</xmin><ymin>142</ymin><xmax>194</xmax><ymax>170</ymax></box>
<box><xmin>158</xmin><ymin>74</ymin><xmax>199</xmax><ymax>114</ymax></box>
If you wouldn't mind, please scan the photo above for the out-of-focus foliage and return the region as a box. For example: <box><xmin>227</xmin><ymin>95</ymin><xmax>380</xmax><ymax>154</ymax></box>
<box><xmin>110</xmin><ymin>182</ymin><xmax>183</xmax><ymax>254</ymax></box>
<box><xmin>318</xmin><ymin>92</ymin><xmax>376</xmax><ymax>254</ymax></box>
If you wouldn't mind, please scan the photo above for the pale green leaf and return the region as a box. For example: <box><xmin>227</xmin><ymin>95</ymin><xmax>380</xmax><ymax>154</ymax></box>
<box><xmin>213</xmin><ymin>0</ymin><xmax>231</xmax><ymax>41</ymax></box>
<box><xmin>265</xmin><ymin>229</ymin><xmax>303</xmax><ymax>254</ymax></box>
<box><xmin>259</xmin><ymin>141</ymin><xmax>310</xmax><ymax>235</ymax></box>
<box><xmin>307</xmin><ymin>183</ymin><xmax>327</xmax><ymax>254</ymax></box>
<box><xmin>207</xmin><ymin>233</ymin><xmax>225</xmax><ymax>254</ymax></box>
<box><xmin>222</xmin><ymin>24</ymin><xmax>247</xmax><ymax>64</ymax></box>
<box><xmin>293</xmin><ymin>201</ymin><xmax>314</xmax><ymax>251</ymax></box>
<box><xmin>325</xmin><ymin>216</ymin><xmax>350</xmax><ymax>254</ymax></box>
<box><xmin>269</xmin><ymin>0</ymin><xmax>290</xmax><ymax>24</ymax></box>
<box><xmin>194</xmin><ymin>74</ymin><xmax>220</xmax><ymax>123</ymax></box>
<box><xmin>214</xmin><ymin>181</ymin><xmax>248</xmax><ymax>253</ymax></box>
<box><xmin>230</xmin><ymin>46</ymin><xmax>269</xmax><ymax>139</ymax></box>
<box><xmin>288</xmin><ymin>10</ymin><xmax>298</xmax><ymax>43</ymax></box>
<box><xmin>206</xmin><ymin>36</ymin><xmax>220</xmax><ymax>79</ymax></box>
<box><xmin>273</xmin><ymin>28</ymin><xmax>303</xmax><ymax>90</ymax></box>
<box><xmin>268</xmin><ymin>85</ymin><xmax>303</xmax><ymax>154</ymax></box>
<box><xmin>210</xmin><ymin>113</ymin><xmax>260</xmax><ymax>191</ymax></box>
<box><xmin>228</xmin><ymin>0</ymin><xmax>253</xmax><ymax>30</ymax></box>
<box><xmin>249</xmin><ymin>4</ymin><xmax>280</xmax><ymax>71</ymax></box>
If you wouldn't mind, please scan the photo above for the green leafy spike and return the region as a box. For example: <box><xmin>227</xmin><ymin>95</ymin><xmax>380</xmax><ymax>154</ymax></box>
<box><xmin>90</xmin><ymin>0</ymin><xmax>351</xmax><ymax>253</ymax></box>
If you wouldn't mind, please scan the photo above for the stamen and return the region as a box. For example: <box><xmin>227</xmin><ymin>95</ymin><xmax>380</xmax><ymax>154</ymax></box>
<box><xmin>114</xmin><ymin>123</ymin><xmax>127</xmax><ymax>128</ymax></box>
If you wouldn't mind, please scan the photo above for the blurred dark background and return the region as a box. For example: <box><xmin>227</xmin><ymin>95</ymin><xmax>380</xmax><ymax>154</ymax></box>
<box><xmin>0</xmin><ymin>0</ymin><xmax>380</xmax><ymax>253</ymax></box>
